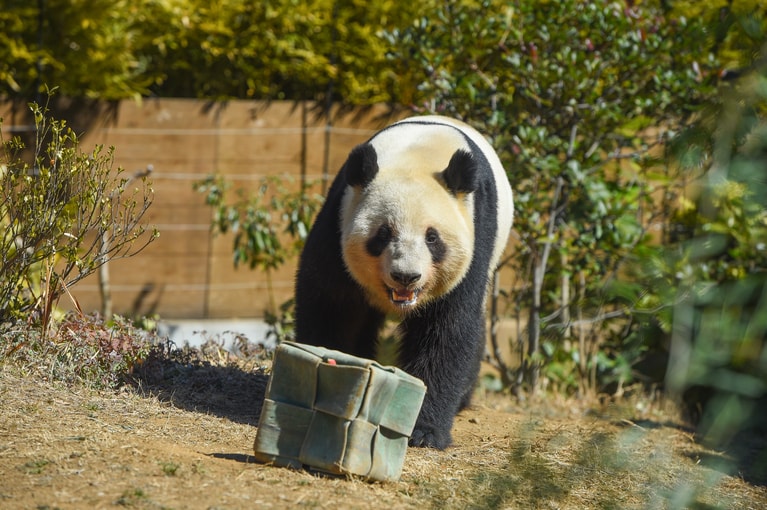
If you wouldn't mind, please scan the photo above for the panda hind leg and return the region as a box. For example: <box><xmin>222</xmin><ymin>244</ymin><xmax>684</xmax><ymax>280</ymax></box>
<box><xmin>458</xmin><ymin>342</ymin><xmax>484</xmax><ymax>411</ymax></box>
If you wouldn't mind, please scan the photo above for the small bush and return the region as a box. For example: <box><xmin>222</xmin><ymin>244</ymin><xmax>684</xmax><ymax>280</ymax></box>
<box><xmin>0</xmin><ymin>98</ymin><xmax>158</xmax><ymax>329</ymax></box>
<box><xmin>194</xmin><ymin>173</ymin><xmax>322</xmax><ymax>326</ymax></box>
<box><xmin>0</xmin><ymin>312</ymin><xmax>154</xmax><ymax>389</ymax></box>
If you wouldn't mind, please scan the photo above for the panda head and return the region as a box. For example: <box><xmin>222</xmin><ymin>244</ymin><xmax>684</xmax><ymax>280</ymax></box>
<box><xmin>340</xmin><ymin>133</ymin><xmax>477</xmax><ymax>315</ymax></box>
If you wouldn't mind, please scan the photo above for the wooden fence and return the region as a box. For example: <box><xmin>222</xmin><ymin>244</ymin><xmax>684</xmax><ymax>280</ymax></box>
<box><xmin>1</xmin><ymin>98</ymin><xmax>402</xmax><ymax>318</ymax></box>
<box><xmin>2</xmin><ymin>98</ymin><xmax>517</xmax><ymax>322</ymax></box>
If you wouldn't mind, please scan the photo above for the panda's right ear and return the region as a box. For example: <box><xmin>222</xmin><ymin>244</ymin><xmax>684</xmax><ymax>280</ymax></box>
<box><xmin>345</xmin><ymin>144</ymin><xmax>378</xmax><ymax>189</ymax></box>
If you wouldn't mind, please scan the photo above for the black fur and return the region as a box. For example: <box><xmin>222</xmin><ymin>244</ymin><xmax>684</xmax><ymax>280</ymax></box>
<box><xmin>345</xmin><ymin>143</ymin><xmax>379</xmax><ymax>189</ymax></box>
<box><xmin>294</xmin><ymin>155</ymin><xmax>386</xmax><ymax>360</ymax></box>
<box><xmin>425</xmin><ymin>227</ymin><xmax>447</xmax><ymax>263</ymax></box>
<box><xmin>366</xmin><ymin>224</ymin><xmax>393</xmax><ymax>257</ymax></box>
<box><xmin>443</xmin><ymin>149</ymin><xmax>479</xmax><ymax>195</ymax></box>
<box><xmin>294</xmin><ymin>121</ymin><xmax>500</xmax><ymax>449</ymax></box>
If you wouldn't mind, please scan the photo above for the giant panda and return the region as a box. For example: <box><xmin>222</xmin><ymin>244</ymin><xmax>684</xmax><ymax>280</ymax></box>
<box><xmin>295</xmin><ymin>115</ymin><xmax>513</xmax><ymax>449</ymax></box>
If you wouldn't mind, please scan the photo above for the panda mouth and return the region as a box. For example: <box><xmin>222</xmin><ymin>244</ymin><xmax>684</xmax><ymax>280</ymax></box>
<box><xmin>389</xmin><ymin>287</ymin><xmax>420</xmax><ymax>307</ymax></box>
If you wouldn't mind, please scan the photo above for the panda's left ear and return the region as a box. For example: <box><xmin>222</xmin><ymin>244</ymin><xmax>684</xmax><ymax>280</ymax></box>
<box><xmin>442</xmin><ymin>149</ymin><xmax>479</xmax><ymax>195</ymax></box>
<box><xmin>345</xmin><ymin>143</ymin><xmax>378</xmax><ymax>189</ymax></box>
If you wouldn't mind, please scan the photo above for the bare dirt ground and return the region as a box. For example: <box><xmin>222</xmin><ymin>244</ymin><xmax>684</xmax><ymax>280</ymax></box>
<box><xmin>1</xmin><ymin>351</ymin><xmax>766</xmax><ymax>510</ymax></box>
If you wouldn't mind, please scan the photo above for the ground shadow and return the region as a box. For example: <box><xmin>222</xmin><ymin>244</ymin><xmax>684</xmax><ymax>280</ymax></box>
<box><xmin>682</xmin><ymin>429</ymin><xmax>767</xmax><ymax>487</ymax></box>
<box><xmin>130</xmin><ymin>340</ymin><xmax>270</xmax><ymax>427</ymax></box>
<box><xmin>207</xmin><ymin>453</ymin><xmax>257</xmax><ymax>464</ymax></box>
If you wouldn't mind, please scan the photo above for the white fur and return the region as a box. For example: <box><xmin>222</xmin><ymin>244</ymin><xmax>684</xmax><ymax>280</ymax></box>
<box><xmin>340</xmin><ymin>116</ymin><xmax>512</xmax><ymax>314</ymax></box>
<box><xmin>393</xmin><ymin>116</ymin><xmax>514</xmax><ymax>275</ymax></box>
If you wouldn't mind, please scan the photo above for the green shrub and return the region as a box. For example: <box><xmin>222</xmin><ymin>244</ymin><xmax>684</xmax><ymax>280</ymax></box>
<box><xmin>382</xmin><ymin>0</ymin><xmax>714</xmax><ymax>395</ymax></box>
<box><xmin>194</xmin><ymin>174</ymin><xmax>323</xmax><ymax>327</ymax></box>
<box><xmin>0</xmin><ymin>99</ymin><xmax>158</xmax><ymax>330</ymax></box>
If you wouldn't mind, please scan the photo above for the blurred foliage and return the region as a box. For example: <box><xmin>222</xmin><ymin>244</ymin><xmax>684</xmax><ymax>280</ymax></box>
<box><xmin>0</xmin><ymin>0</ymin><xmax>422</xmax><ymax>103</ymax></box>
<box><xmin>655</xmin><ymin>54</ymin><xmax>767</xmax><ymax>447</ymax></box>
<box><xmin>0</xmin><ymin>0</ymin><xmax>154</xmax><ymax>100</ymax></box>
<box><xmin>0</xmin><ymin>98</ymin><xmax>158</xmax><ymax>332</ymax></box>
<box><xmin>1</xmin><ymin>0</ymin><xmax>762</xmax><ymax>103</ymax></box>
<box><xmin>666</xmin><ymin>0</ymin><xmax>766</xmax><ymax>71</ymax></box>
<box><xmin>0</xmin><ymin>0</ymin><xmax>761</xmax><ymax>105</ymax></box>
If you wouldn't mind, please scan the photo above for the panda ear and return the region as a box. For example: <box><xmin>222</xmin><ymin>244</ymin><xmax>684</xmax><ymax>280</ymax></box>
<box><xmin>345</xmin><ymin>143</ymin><xmax>378</xmax><ymax>189</ymax></box>
<box><xmin>442</xmin><ymin>149</ymin><xmax>479</xmax><ymax>195</ymax></box>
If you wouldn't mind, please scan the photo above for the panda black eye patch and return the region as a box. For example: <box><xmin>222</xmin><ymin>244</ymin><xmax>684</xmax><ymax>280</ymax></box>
<box><xmin>366</xmin><ymin>224</ymin><xmax>393</xmax><ymax>257</ymax></box>
<box><xmin>425</xmin><ymin>227</ymin><xmax>447</xmax><ymax>263</ymax></box>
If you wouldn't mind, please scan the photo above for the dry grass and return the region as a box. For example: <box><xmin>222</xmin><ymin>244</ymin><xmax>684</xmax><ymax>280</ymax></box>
<box><xmin>1</xmin><ymin>324</ymin><xmax>765</xmax><ymax>509</ymax></box>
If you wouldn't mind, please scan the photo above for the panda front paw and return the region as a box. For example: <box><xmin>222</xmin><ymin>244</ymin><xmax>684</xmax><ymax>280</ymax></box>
<box><xmin>409</xmin><ymin>424</ymin><xmax>452</xmax><ymax>450</ymax></box>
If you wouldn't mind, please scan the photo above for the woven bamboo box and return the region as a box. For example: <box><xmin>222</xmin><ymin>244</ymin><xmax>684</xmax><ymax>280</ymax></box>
<box><xmin>253</xmin><ymin>341</ymin><xmax>427</xmax><ymax>481</ymax></box>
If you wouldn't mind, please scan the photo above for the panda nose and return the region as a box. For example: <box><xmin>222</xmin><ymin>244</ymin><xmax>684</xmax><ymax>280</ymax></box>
<box><xmin>391</xmin><ymin>271</ymin><xmax>421</xmax><ymax>287</ymax></box>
